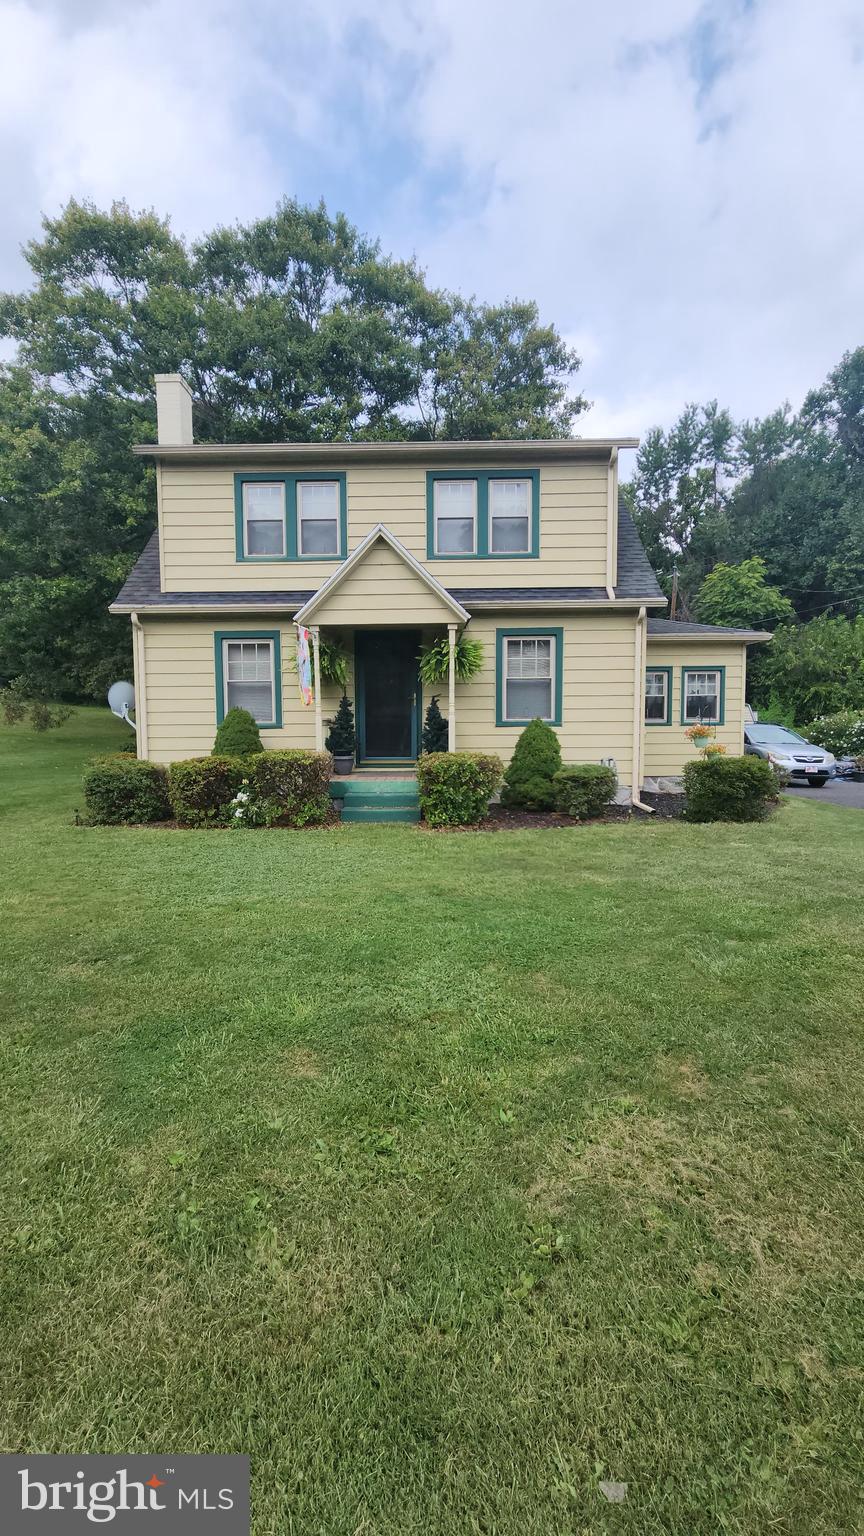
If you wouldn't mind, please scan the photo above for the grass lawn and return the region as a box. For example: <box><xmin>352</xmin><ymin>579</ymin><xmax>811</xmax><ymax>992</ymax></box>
<box><xmin>2</xmin><ymin>709</ymin><xmax>864</xmax><ymax>1534</ymax></box>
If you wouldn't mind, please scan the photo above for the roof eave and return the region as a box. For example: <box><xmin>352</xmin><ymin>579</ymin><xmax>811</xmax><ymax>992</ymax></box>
<box><xmin>131</xmin><ymin>437</ymin><xmax>639</xmax><ymax>464</ymax></box>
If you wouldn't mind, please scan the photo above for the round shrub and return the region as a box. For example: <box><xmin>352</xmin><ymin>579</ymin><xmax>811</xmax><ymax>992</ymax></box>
<box><xmin>250</xmin><ymin>750</ymin><xmax>332</xmax><ymax>827</ymax></box>
<box><xmin>212</xmin><ymin>707</ymin><xmax>263</xmax><ymax>758</ymax></box>
<box><xmin>417</xmin><ymin>752</ymin><xmax>503</xmax><ymax>827</ymax></box>
<box><xmin>83</xmin><ymin>755</ymin><xmax>171</xmax><ymax>825</ymax></box>
<box><xmin>553</xmin><ymin>763</ymin><xmax>617</xmax><ymax>820</ymax></box>
<box><xmin>500</xmin><ymin>719</ymin><xmax>562</xmax><ymax>810</ymax></box>
<box><xmin>683</xmin><ymin>754</ymin><xmax>780</xmax><ymax>823</ymax></box>
<box><xmin>167</xmin><ymin>756</ymin><xmax>244</xmax><ymax>826</ymax></box>
<box><xmin>804</xmin><ymin>710</ymin><xmax>864</xmax><ymax>757</ymax></box>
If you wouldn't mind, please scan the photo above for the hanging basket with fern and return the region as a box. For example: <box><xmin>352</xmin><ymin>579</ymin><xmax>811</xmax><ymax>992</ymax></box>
<box><xmin>418</xmin><ymin>634</ymin><xmax>484</xmax><ymax>685</ymax></box>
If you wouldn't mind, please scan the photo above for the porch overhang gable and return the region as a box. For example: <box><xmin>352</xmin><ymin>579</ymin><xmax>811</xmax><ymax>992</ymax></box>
<box><xmin>292</xmin><ymin>523</ymin><xmax>471</xmax><ymax>626</ymax></box>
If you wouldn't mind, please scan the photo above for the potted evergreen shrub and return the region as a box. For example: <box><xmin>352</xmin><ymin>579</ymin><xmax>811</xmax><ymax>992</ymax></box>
<box><xmin>421</xmin><ymin>695</ymin><xmax>449</xmax><ymax>753</ymax></box>
<box><xmin>325</xmin><ymin>694</ymin><xmax>356</xmax><ymax>775</ymax></box>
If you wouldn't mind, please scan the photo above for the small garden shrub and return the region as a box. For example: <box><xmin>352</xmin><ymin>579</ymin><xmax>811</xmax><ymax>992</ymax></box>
<box><xmin>212</xmin><ymin>707</ymin><xmax>263</xmax><ymax>757</ymax></box>
<box><xmin>500</xmin><ymin>718</ymin><xmax>562</xmax><ymax>810</ymax></box>
<box><xmin>83</xmin><ymin>755</ymin><xmax>171</xmax><ymax>825</ymax></box>
<box><xmin>421</xmin><ymin>695</ymin><xmax>449</xmax><ymax>753</ymax></box>
<box><xmin>167</xmin><ymin>756</ymin><xmax>244</xmax><ymax>826</ymax></box>
<box><xmin>325</xmin><ymin>695</ymin><xmax>356</xmax><ymax>760</ymax></box>
<box><xmin>418</xmin><ymin>752</ymin><xmax>503</xmax><ymax>827</ymax></box>
<box><xmin>553</xmin><ymin>763</ymin><xmax>617</xmax><ymax>820</ymax></box>
<box><xmin>805</xmin><ymin>709</ymin><xmax>864</xmax><ymax>757</ymax></box>
<box><xmin>683</xmin><ymin>754</ymin><xmax>780</xmax><ymax>823</ymax></box>
<box><xmin>249</xmin><ymin>750</ymin><xmax>332</xmax><ymax>826</ymax></box>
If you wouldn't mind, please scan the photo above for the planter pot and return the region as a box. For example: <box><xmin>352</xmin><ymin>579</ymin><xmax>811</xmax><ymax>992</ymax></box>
<box><xmin>333</xmin><ymin>755</ymin><xmax>354</xmax><ymax>776</ymax></box>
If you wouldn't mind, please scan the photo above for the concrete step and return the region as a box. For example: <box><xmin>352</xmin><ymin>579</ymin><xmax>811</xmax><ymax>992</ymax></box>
<box><xmin>330</xmin><ymin>778</ymin><xmax>419</xmax><ymax>802</ymax></box>
<box><xmin>341</xmin><ymin>804</ymin><xmax>420</xmax><ymax>823</ymax></box>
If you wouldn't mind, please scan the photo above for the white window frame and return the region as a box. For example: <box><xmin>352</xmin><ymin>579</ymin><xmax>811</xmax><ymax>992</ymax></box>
<box><xmin>503</xmin><ymin>633</ymin><xmax>556</xmax><ymax>723</ymax></box>
<box><xmin>434</xmin><ymin>478</ymin><xmax>478</xmax><ymax>556</ymax></box>
<box><xmin>242</xmin><ymin>481</ymin><xmax>286</xmax><ymax>559</ymax></box>
<box><xmin>222</xmin><ymin>637</ymin><xmax>276</xmax><ymax>725</ymax></box>
<box><xmin>644</xmin><ymin>668</ymin><xmax>670</xmax><ymax>724</ymax></box>
<box><xmin>488</xmin><ymin>477</ymin><xmax>531</xmax><ymax>555</ymax></box>
<box><xmin>297</xmin><ymin>479</ymin><xmax>341</xmax><ymax>558</ymax></box>
<box><xmin>683</xmin><ymin>668</ymin><xmax>722</xmax><ymax>725</ymax></box>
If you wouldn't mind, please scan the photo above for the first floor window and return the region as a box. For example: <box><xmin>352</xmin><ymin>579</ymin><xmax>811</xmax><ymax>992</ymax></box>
<box><xmin>683</xmin><ymin>668</ymin><xmax>721</xmax><ymax>724</ymax></box>
<box><xmin>223</xmin><ymin>639</ymin><xmax>276</xmax><ymax>723</ymax></box>
<box><xmin>504</xmin><ymin>634</ymin><xmax>554</xmax><ymax>721</ymax></box>
<box><xmin>434</xmin><ymin>478</ymin><xmax>477</xmax><ymax>554</ymax></box>
<box><xmin>489</xmin><ymin>478</ymin><xmax>530</xmax><ymax>553</ymax></box>
<box><xmin>243</xmin><ymin>481</ymin><xmax>285</xmax><ymax>557</ymax></box>
<box><xmin>298</xmin><ymin>479</ymin><xmax>340</xmax><ymax>556</ymax></box>
<box><xmin>645</xmin><ymin>669</ymin><xmax>670</xmax><ymax>723</ymax></box>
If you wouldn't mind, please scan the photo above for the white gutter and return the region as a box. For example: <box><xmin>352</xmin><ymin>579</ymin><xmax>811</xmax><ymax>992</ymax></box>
<box><xmin>630</xmin><ymin>605</ymin><xmax>654</xmax><ymax>814</ymax></box>
<box><xmin>109</xmin><ymin>596</ymin><xmax>668</xmax><ymax>617</ymax></box>
<box><xmin>130</xmin><ymin>612</ymin><xmax>149</xmax><ymax>760</ymax></box>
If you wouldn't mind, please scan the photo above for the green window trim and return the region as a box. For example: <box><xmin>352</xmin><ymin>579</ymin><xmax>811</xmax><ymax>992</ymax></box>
<box><xmin>426</xmin><ymin>470</ymin><xmax>540</xmax><ymax>560</ymax></box>
<box><xmin>644</xmin><ymin>665</ymin><xmax>673</xmax><ymax>726</ymax></box>
<box><xmin>214</xmin><ymin>629</ymin><xmax>283</xmax><ymax>729</ymax></box>
<box><xmin>680</xmin><ymin>665</ymin><xmax>726</xmax><ymax>727</ymax></box>
<box><xmin>234</xmin><ymin>472</ymin><xmax>347</xmax><ymax>563</ymax></box>
<box><xmin>495</xmin><ymin>627</ymin><xmax>563</xmax><ymax>727</ymax></box>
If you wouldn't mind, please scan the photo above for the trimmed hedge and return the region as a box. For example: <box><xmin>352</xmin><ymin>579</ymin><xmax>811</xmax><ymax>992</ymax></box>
<box><xmin>683</xmin><ymin>754</ymin><xmax>780</xmax><ymax>823</ymax></box>
<box><xmin>501</xmin><ymin>719</ymin><xmax>562</xmax><ymax>810</ymax></box>
<box><xmin>212</xmin><ymin>707</ymin><xmax>263</xmax><ymax>757</ymax></box>
<box><xmin>83</xmin><ymin>755</ymin><xmax>171</xmax><ymax>825</ymax></box>
<box><xmin>553</xmin><ymin>762</ymin><xmax>617</xmax><ymax>820</ymax></box>
<box><xmin>167</xmin><ymin>756</ymin><xmax>245</xmax><ymax>826</ymax></box>
<box><xmin>417</xmin><ymin>752</ymin><xmax>503</xmax><ymax>827</ymax></box>
<box><xmin>249</xmin><ymin>750</ymin><xmax>332</xmax><ymax>826</ymax></box>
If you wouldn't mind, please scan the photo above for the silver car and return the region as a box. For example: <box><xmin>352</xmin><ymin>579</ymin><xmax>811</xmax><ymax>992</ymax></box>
<box><xmin>744</xmin><ymin>724</ymin><xmax>835</xmax><ymax>787</ymax></box>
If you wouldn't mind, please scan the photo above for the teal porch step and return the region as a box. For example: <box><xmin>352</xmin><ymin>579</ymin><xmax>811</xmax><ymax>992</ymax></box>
<box><xmin>330</xmin><ymin>775</ymin><xmax>420</xmax><ymax>824</ymax></box>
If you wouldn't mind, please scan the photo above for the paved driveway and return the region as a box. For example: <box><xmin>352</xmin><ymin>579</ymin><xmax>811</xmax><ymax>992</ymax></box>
<box><xmin>785</xmin><ymin>778</ymin><xmax>864</xmax><ymax>809</ymax></box>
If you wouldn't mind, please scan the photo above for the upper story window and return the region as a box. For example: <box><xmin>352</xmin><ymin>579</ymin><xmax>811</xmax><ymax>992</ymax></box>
<box><xmin>428</xmin><ymin>471</ymin><xmax>539</xmax><ymax>559</ymax></box>
<box><xmin>644</xmin><ymin>667</ymin><xmax>671</xmax><ymax>725</ymax></box>
<box><xmin>234</xmin><ymin>474</ymin><xmax>346</xmax><ymax>562</ymax></box>
<box><xmin>682</xmin><ymin>667</ymin><xmax>725</xmax><ymax>725</ymax></box>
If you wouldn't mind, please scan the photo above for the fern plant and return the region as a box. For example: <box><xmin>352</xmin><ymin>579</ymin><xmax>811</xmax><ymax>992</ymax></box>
<box><xmin>289</xmin><ymin>635</ymin><xmax>349</xmax><ymax>690</ymax></box>
<box><xmin>418</xmin><ymin>634</ymin><xmax>484</xmax><ymax>685</ymax></box>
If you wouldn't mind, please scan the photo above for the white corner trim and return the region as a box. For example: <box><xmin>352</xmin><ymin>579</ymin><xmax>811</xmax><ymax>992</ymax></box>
<box><xmin>292</xmin><ymin>523</ymin><xmax>471</xmax><ymax>624</ymax></box>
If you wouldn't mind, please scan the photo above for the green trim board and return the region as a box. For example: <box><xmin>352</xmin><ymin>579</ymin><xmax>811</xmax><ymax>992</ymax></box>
<box><xmin>680</xmin><ymin>664</ymin><xmax>726</xmax><ymax>726</ymax></box>
<box><xmin>234</xmin><ymin>472</ymin><xmax>347</xmax><ymax>562</ymax></box>
<box><xmin>426</xmin><ymin>470</ymin><xmax>540</xmax><ymax>560</ymax></box>
<box><xmin>495</xmin><ymin>627</ymin><xmax>563</xmax><ymax>727</ymax></box>
<box><xmin>214</xmin><ymin>629</ymin><xmax>283</xmax><ymax>729</ymax></box>
<box><xmin>644</xmin><ymin>665</ymin><xmax>673</xmax><ymax>726</ymax></box>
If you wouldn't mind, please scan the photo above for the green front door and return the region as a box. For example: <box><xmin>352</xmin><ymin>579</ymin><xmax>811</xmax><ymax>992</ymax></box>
<box><xmin>356</xmin><ymin>630</ymin><xmax>421</xmax><ymax>761</ymax></box>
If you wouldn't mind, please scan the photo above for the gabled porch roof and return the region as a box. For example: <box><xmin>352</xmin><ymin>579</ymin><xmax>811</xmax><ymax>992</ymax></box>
<box><xmin>292</xmin><ymin>524</ymin><xmax>470</xmax><ymax>626</ymax></box>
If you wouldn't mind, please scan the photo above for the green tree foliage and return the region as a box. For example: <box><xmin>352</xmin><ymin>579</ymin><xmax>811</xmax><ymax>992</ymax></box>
<box><xmin>500</xmin><ymin>718</ymin><xmax>562</xmax><ymax>810</ymax></box>
<box><xmin>694</xmin><ymin>558</ymin><xmax>794</xmax><ymax>630</ymax></box>
<box><xmin>325</xmin><ymin>694</ymin><xmax>356</xmax><ymax>758</ymax></box>
<box><xmin>212</xmin><ymin>707</ymin><xmax>263</xmax><ymax>758</ymax></box>
<box><xmin>421</xmin><ymin>695</ymin><xmax>449</xmax><ymax>754</ymax></box>
<box><xmin>752</xmin><ymin>615</ymin><xmax>864</xmax><ymax>721</ymax></box>
<box><xmin>0</xmin><ymin>199</ymin><xmax>584</xmax><ymax>703</ymax></box>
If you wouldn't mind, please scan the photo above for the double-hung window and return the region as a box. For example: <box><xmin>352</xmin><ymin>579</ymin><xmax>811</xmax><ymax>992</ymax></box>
<box><xmin>428</xmin><ymin>471</ymin><xmax>539</xmax><ymax>558</ymax></box>
<box><xmin>433</xmin><ymin>479</ymin><xmax>477</xmax><ymax>554</ymax></box>
<box><xmin>682</xmin><ymin>668</ymin><xmax>723</xmax><ymax>725</ymax></box>
<box><xmin>644</xmin><ymin>668</ymin><xmax>671</xmax><ymax>724</ymax></box>
<box><xmin>497</xmin><ymin>630</ymin><xmax>562</xmax><ymax>725</ymax></box>
<box><xmin>242</xmin><ymin>482</ymin><xmax>286</xmax><ymax>557</ymax></box>
<box><xmin>489</xmin><ymin>478</ymin><xmax>531</xmax><ymax>553</ymax></box>
<box><xmin>297</xmin><ymin>479</ymin><xmax>341</xmax><ymax>556</ymax></box>
<box><xmin>218</xmin><ymin>634</ymin><xmax>281</xmax><ymax>726</ymax></box>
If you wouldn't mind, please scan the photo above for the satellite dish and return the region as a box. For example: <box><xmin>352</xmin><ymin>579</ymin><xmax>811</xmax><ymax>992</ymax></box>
<box><xmin>107</xmin><ymin>680</ymin><xmax>137</xmax><ymax>731</ymax></box>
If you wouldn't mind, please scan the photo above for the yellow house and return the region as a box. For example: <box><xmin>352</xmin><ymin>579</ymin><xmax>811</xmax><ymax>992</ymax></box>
<box><xmin>111</xmin><ymin>375</ymin><xmax>769</xmax><ymax>805</ymax></box>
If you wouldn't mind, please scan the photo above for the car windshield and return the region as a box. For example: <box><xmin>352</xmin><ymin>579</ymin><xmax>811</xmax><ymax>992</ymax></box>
<box><xmin>746</xmin><ymin>725</ymin><xmax>806</xmax><ymax>745</ymax></box>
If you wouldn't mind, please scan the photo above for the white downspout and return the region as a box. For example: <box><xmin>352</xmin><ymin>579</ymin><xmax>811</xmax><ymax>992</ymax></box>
<box><xmin>605</xmin><ymin>448</ymin><xmax>617</xmax><ymax>601</ymax></box>
<box><xmin>631</xmin><ymin>605</ymin><xmax>654</xmax><ymax>813</ymax></box>
<box><xmin>447</xmin><ymin>623</ymin><xmax>457</xmax><ymax>751</ymax></box>
<box><xmin>130</xmin><ymin>612</ymin><xmax>149</xmax><ymax>760</ymax></box>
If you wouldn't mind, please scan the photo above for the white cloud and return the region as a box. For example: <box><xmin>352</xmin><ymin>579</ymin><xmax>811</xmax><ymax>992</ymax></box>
<box><xmin>0</xmin><ymin>0</ymin><xmax>862</xmax><ymax>441</ymax></box>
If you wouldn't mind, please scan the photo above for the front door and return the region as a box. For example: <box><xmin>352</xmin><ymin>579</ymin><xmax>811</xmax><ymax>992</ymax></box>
<box><xmin>356</xmin><ymin>630</ymin><xmax>420</xmax><ymax>761</ymax></box>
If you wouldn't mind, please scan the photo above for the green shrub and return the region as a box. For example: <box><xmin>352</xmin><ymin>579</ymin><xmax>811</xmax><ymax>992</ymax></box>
<box><xmin>417</xmin><ymin>752</ymin><xmax>503</xmax><ymax>827</ymax></box>
<box><xmin>500</xmin><ymin>718</ymin><xmax>562</xmax><ymax>810</ymax></box>
<box><xmin>249</xmin><ymin>750</ymin><xmax>332</xmax><ymax>827</ymax></box>
<box><xmin>805</xmin><ymin>709</ymin><xmax>864</xmax><ymax>757</ymax></box>
<box><xmin>167</xmin><ymin>756</ymin><xmax>244</xmax><ymax>826</ymax></box>
<box><xmin>421</xmin><ymin>695</ymin><xmax>449</xmax><ymax>753</ymax></box>
<box><xmin>553</xmin><ymin>763</ymin><xmax>617</xmax><ymax>820</ymax></box>
<box><xmin>325</xmin><ymin>695</ymin><xmax>356</xmax><ymax>758</ymax></box>
<box><xmin>212</xmin><ymin>707</ymin><xmax>263</xmax><ymax>757</ymax></box>
<box><xmin>683</xmin><ymin>754</ymin><xmax>780</xmax><ymax>823</ymax></box>
<box><xmin>83</xmin><ymin>755</ymin><xmax>171</xmax><ymax>825</ymax></box>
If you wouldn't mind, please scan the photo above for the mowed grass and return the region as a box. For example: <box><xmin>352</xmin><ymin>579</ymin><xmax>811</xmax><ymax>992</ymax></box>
<box><xmin>2</xmin><ymin>710</ymin><xmax>864</xmax><ymax>1535</ymax></box>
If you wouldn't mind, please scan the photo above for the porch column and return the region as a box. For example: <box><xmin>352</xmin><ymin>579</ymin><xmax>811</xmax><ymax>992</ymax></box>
<box><xmin>447</xmin><ymin>623</ymin><xmax>457</xmax><ymax>752</ymax></box>
<box><xmin>311</xmin><ymin>625</ymin><xmax>324</xmax><ymax>751</ymax></box>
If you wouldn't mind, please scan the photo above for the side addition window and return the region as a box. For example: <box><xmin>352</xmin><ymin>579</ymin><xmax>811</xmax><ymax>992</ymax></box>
<box><xmin>644</xmin><ymin>669</ymin><xmax>670</xmax><ymax>724</ymax></box>
<box><xmin>683</xmin><ymin>669</ymin><xmax>722</xmax><ymax>725</ymax></box>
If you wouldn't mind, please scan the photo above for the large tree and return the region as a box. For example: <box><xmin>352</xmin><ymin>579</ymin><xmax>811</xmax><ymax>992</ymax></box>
<box><xmin>0</xmin><ymin>198</ymin><xmax>585</xmax><ymax>700</ymax></box>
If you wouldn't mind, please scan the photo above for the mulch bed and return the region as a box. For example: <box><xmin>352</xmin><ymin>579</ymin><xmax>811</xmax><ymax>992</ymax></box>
<box><xmin>425</xmin><ymin>793</ymin><xmax>686</xmax><ymax>832</ymax></box>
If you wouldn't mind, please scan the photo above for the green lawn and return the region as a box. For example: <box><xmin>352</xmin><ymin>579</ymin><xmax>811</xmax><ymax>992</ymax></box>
<box><xmin>2</xmin><ymin>710</ymin><xmax>864</xmax><ymax>1534</ymax></box>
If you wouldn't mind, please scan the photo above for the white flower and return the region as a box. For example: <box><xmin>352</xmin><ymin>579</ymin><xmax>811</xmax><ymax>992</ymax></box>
<box><xmin>234</xmin><ymin>808</ymin><xmax>244</xmax><ymax>818</ymax></box>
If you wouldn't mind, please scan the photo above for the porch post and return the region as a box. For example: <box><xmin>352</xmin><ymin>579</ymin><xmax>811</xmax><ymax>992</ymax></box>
<box><xmin>447</xmin><ymin>623</ymin><xmax>457</xmax><ymax>752</ymax></box>
<box><xmin>311</xmin><ymin>625</ymin><xmax>324</xmax><ymax>751</ymax></box>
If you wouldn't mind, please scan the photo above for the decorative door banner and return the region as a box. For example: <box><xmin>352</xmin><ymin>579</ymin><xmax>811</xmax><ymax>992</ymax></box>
<box><xmin>296</xmin><ymin>626</ymin><xmax>313</xmax><ymax>707</ymax></box>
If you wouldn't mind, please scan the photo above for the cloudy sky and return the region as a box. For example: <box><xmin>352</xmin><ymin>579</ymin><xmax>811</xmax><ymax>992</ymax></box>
<box><xmin>1</xmin><ymin>0</ymin><xmax>863</xmax><ymax>444</ymax></box>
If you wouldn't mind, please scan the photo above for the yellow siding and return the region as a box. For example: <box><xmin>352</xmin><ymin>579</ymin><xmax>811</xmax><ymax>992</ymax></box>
<box><xmin>159</xmin><ymin>460</ymin><xmax>610</xmax><ymax>593</ymax></box>
<box><xmin>643</xmin><ymin>642</ymin><xmax>748</xmax><ymax>778</ymax></box>
<box><xmin>310</xmin><ymin>539</ymin><xmax>457</xmax><ymax>624</ymax></box>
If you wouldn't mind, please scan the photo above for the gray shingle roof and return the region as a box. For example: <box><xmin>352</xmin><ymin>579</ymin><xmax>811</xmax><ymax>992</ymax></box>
<box><xmin>647</xmin><ymin>618</ymin><xmax>770</xmax><ymax>641</ymax></box>
<box><xmin>110</xmin><ymin>499</ymin><xmax>665</xmax><ymax>612</ymax></box>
